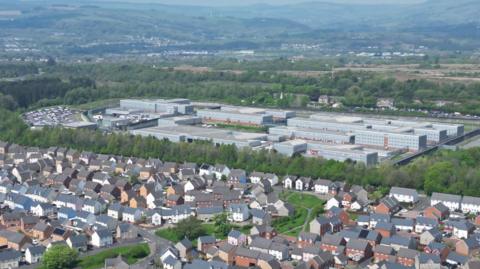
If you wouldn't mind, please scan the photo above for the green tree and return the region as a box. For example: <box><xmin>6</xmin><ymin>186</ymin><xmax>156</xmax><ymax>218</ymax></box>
<box><xmin>41</xmin><ymin>245</ymin><xmax>78</xmax><ymax>269</ymax></box>
<box><xmin>174</xmin><ymin>216</ymin><xmax>205</xmax><ymax>240</ymax></box>
<box><xmin>213</xmin><ymin>212</ymin><xmax>232</xmax><ymax>237</ymax></box>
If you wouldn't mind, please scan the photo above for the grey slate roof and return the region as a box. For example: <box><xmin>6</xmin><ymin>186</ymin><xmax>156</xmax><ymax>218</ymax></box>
<box><xmin>390</xmin><ymin>187</ymin><xmax>418</xmax><ymax>196</ymax></box>
<box><xmin>26</xmin><ymin>245</ymin><xmax>46</xmax><ymax>256</ymax></box>
<box><xmin>431</xmin><ymin>192</ymin><xmax>461</xmax><ymax>203</ymax></box>
<box><xmin>346</xmin><ymin>239</ymin><xmax>369</xmax><ymax>251</ymax></box>
<box><xmin>0</xmin><ymin>249</ymin><xmax>21</xmax><ymax>261</ymax></box>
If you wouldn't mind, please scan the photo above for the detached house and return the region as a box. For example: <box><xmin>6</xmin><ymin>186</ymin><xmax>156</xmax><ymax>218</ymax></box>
<box><xmin>283</xmin><ymin>175</ymin><xmax>296</xmax><ymax>189</ymax></box>
<box><xmin>67</xmin><ymin>234</ymin><xmax>88</xmax><ymax>252</ymax></box>
<box><xmin>424</xmin><ymin>203</ymin><xmax>450</xmax><ymax>220</ymax></box>
<box><xmin>116</xmin><ymin>223</ymin><xmax>138</xmax><ymax>240</ymax></box>
<box><xmin>295</xmin><ymin>177</ymin><xmax>312</xmax><ymax>191</ymax></box>
<box><xmin>228</xmin><ymin>230</ymin><xmax>246</xmax><ymax>246</ymax></box>
<box><xmin>375</xmin><ymin>196</ymin><xmax>400</xmax><ymax>215</ymax></box>
<box><xmin>91</xmin><ymin>229</ymin><xmax>113</xmax><ymax>248</ymax></box>
<box><xmin>345</xmin><ymin>239</ymin><xmax>373</xmax><ymax>262</ymax></box>
<box><xmin>213</xmin><ymin>164</ymin><xmax>230</xmax><ymax>179</ymax></box>
<box><xmin>25</xmin><ymin>245</ymin><xmax>45</xmax><ymax>264</ymax></box>
<box><xmin>228</xmin><ymin>204</ymin><xmax>250</xmax><ymax>222</ymax></box>
<box><xmin>228</xmin><ymin>169</ymin><xmax>247</xmax><ymax>184</ymax></box>
<box><xmin>314</xmin><ymin>179</ymin><xmax>332</xmax><ymax>194</ymax></box>
<box><xmin>389</xmin><ymin>187</ymin><xmax>419</xmax><ymax>204</ymax></box>
<box><xmin>122</xmin><ymin>207</ymin><xmax>143</xmax><ymax>223</ymax></box>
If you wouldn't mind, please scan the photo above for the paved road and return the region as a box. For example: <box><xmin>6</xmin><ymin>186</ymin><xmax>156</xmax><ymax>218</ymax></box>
<box><xmin>132</xmin><ymin>228</ymin><xmax>172</xmax><ymax>269</ymax></box>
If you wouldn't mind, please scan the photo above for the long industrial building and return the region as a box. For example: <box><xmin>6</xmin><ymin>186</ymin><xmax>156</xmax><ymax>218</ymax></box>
<box><xmin>272</xmin><ymin>140</ymin><xmax>378</xmax><ymax>166</ymax></box>
<box><xmin>285</xmin><ymin>115</ymin><xmax>456</xmax><ymax>151</ymax></box>
<box><xmin>306</xmin><ymin>142</ymin><xmax>379</xmax><ymax>166</ymax></box>
<box><xmin>120</xmin><ymin>99</ymin><xmax>194</xmax><ymax>115</ymax></box>
<box><xmin>354</xmin><ymin>130</ymin><xmax>427</xmax><ymax>151</ymax></box>
<box><xmin>130</xmin><ymin>126</ymin><xmax>267</xmax><ymax>148</ymax></box>
<box><xmin>269</xmin><ymin>126</ymin><xmax>354</xmax><ymax>144</ymax></box>
<box><xmin>197</xmin><ymin>109</ymin><xmax>273</xmax><ymax>126</ymax></box>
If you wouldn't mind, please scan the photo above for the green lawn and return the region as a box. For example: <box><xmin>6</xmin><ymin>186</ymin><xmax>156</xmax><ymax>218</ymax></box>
<box><xmin>285</xmin><ymin>192</ymin><xmax>325</xmax><ymax>209</ymax></box>
<box><xmin>274</xmin><ymin>191</ymin><xmax>325</xmax><ymax>236</ymax></box>
<box><xmin>77</xmin><ymin>243</ymin><xmax>150</xmax><ymax>269</ymax></box>
<box><xmin>272</xmin><ymin>207</ymin><xmax>308</xmax><ymax>235</ymax></box>
<box><xmin>155</xmin><ymin>228</ymin><xmax>181</xmax><ymax>242</ymax></box>
<box><xmin>156</xmin><ymin>223</ymin><xmax>250</xmax><ymax>243</ymax></box>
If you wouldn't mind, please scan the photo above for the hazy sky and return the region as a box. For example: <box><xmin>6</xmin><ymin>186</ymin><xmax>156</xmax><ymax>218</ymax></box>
<box><xmin>95</xmin><ymin>0</ymin><xmax>426</xmax><ymax>6</ymax></box>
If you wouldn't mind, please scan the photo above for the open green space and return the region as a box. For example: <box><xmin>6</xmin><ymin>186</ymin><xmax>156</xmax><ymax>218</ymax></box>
<box><xmin>155</xmin><ymin>215</ymin><xmax>252</xmax><ymax>243</ymax></box>
<box><xmin>77</xmin><ymin>243</ymin><xmax>150</xmax><ymax>269</ymax></box>
<box><xmin>273</xmin><ymin>191</ymin><xmax>325</xmax><ymax>236</ymax></box>
<box><xmin>272</xmin><ymin>207</ymin><xmax>308</xmax><ymax>235</ymax></box>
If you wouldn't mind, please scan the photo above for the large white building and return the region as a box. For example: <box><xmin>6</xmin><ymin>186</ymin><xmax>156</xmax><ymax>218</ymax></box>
<box><xmin>354</xmin><ymin>130</ymin><xmax>427</xmax><ymax>151</ymax></box>
<box><xmin>120</xmin><ymin>99</ymin><xmax>193</xmax><ymax>115</ymax></box>
<box><xmin>197</xmin><ymin>109</ymin><xmax>273</xmax><ymax>126</ymax></box>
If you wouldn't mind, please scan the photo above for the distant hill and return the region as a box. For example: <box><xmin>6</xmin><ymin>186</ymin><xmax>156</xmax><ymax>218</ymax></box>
<box><xmin>2</xmin><ymin>0</ymin><xmax>480</xmax><ymax>56</ymax></box>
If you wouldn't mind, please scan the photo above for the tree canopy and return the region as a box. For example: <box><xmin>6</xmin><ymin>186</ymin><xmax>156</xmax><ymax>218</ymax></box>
<box><xmin>41</xmin><ymin>245</ymin><xmax>78</xmax><ymax>269</ymax></box>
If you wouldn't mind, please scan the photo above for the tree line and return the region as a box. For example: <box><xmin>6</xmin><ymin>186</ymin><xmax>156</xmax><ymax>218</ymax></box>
<box><xmin>1</xmin><ymin>62</ymin><xmax>480</xmax><ymax>115</ymax></box>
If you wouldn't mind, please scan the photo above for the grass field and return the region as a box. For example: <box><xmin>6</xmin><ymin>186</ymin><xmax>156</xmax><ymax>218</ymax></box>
<box><xmin>77</xmin><ymin>243</ymin><xmax>150</xmax><ymax>269</ymax></box>
<box><xmin>272</xmin><ymin>207</ymin><xmax>308</xmax><ymax>235</ymax></box>
<box><xmin>156</xmin><ymin>223</ymin><xmax>253</xmax><ymax>243</ymax></box>
<box><xmin>273</xmin><ymin>191</ymin><xmax>325</xmax><ymax>236</ymax></box>
<box><xmin>155</xmin><ymin>228</ymin><xmax>181</xmax><ymax>242</ymax></box>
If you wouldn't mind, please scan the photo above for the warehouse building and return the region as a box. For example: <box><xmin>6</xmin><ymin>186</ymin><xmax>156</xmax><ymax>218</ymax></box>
<box><xmin>130</xmin><ymin>126</ymin><xmax>267</xmax><ymax>148</ymax></box>
<box><xmin>306</xmin><ymin>142</ymin><xmax>379</xmax><ymax>166</ymax></box>
<box><xmin>354</xmin><ymin>130</ymin><xmax>427</xmax><ymax>151</ymax></box>
<box><xmin>287</xmin><ymin>118</ymin><xmax>362</xmax><ymax>132</ymax></box>
<box><xmin>157</xmin><ymin>116</ymin><xmax>202</xmax><ymax>127</ymax></box>
<box><xmin>432</xmin><ymin>123</ymin><xmax>464</xmax><ymax>137</ymax></box>
<box><xmin>366</xmin><ymin>119</ymin><xmax>463</xmax><ymax>138</ymax></box>
<box><xmin>197</xmin><ymin>109</ymin><xmax>273</xmax><ymax>126</ymax></box>
<box><xmin>413</xmin><ymin>128</ymin><xmax>448</xmax><ymax>143</ymax></box>
<box><xmin>269</xmin><ymin>126</ymin><xmax>354</xmax><ymax>144</ymax></box>
<box><xmin>119</xmin><ymin>99</ymin><xmax>194</xmax><ymax>115</ymax></box>
<box><xmin>273</xmin><ymin>140</ymin><xmax>308</xmax><ymax>156</ymax></box>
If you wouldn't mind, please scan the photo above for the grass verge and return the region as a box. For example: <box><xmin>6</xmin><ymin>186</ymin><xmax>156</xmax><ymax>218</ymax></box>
<box><xmin>77</xmin><ymin>243</ymin><xmax>150</xmax><ymax>269</ymax></box>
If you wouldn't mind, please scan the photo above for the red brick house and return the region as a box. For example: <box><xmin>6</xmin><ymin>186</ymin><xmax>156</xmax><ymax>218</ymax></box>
<box><xmin>235</xmin><ymin>247</ymin><xmax>260</xmax><ymax>267</ymax></box>
<box><xmin>424</xmin><ymin>203</ymin><xmax>449</xmax><ymax>220</ymax></box>
<box><xmin>375</xmin><ymin>196</ymin><xmax>400</xmax><ymax>215</ymax></box>
<box><xmin>166</xmin><ymin>194</ymin><xmax>184</xmax><ymax>207</ymax></box>
<box><xmin>374</xmin><ymin>245</ymin><xmax>395</xmax><ymax>263</ymax></box>
<box><xmin>345</xmin><ymin>239</ymin><xmax>372</xmax><ymax>262</ymax></box>
<box><xmin>320</xmin><ymin>234</ymin><xmax>346</xmax><ymax>254</ymax></box>
<box><xmin>396</xmin><ymin>248</ymin><xmax>418</xmax><ymax>267</ymax></box>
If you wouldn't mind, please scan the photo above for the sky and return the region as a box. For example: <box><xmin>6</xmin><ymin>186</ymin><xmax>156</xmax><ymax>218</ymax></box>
<box><xmin>93</xmin><ymin>0</ymin><xmax>426</xmax><ymax>6</ymax></box>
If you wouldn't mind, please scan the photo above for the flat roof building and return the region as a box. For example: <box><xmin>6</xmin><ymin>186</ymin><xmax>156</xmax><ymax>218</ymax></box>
<box><xmin>354</xmin><ymin>129</ymin><xmax>427</xmax><ymax>151</ymax></box>
<box><xmin>306</xmin><ymin>142</ymin><xmax>378</xmax><ymax>166</ymax></box>
<box><xmin>197</xmin><ymin>109</ymin><xmax>273</xmax><ymax>126</ymax></box>
<box><xmin>120</xmin><ymin>99</ymin><xmax>193</xmax><ymax>115</ymax></box>
<box><xmin>273</xmin><ymin>140</ymin><xmax>307</xmax><ymax>156</ymax></box>
<box><xmin>269</xmin><ymin>126</ymin><xmax>354</xmax><ymax>144</ymax></box>
<box><xmin>130</xmin><ymin>126</ymin><xmax>267</xmax><ymax>148</ymax></box>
